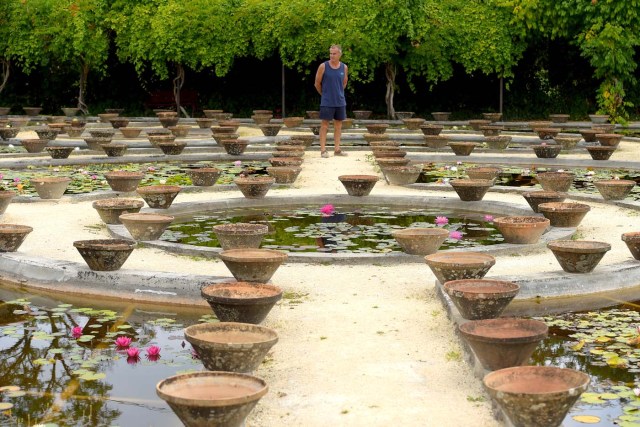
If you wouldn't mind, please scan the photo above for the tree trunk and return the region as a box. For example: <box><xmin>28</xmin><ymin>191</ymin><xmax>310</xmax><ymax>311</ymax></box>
<box><xmin>0</xmin><ymin>58</ymin><xmax>10</xmax><ymax>95</ymax></box>
<box><xmin>78</xmin><ymin>61</ymin><xmax>89</xmax><ymax>114</ymax></box>
<box><xmin>173</xmin><ymin>63</ymin><xmax>186</xmax><ymax>117</ymax></box>
<box><xmin>385</xmin><ymin>62</ymin><xmax>396</xmax><ymax>120</ymax></box>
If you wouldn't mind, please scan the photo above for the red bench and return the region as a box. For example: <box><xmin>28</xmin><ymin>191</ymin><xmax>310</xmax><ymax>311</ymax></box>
<box><xmin>145</xmin><ymin>89</ymin><xmax>198</xmax><ymax>116</ymax></box>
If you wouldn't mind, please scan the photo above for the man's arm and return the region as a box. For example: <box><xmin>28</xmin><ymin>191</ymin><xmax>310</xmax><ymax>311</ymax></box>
<box><xmin>314</xmin><ymin>63</ymin><xmax>325</xmax><ymax>95</ymax></box>
<box><xmin>343</xmin><ymin>64</ymin><xmax>348</xmax><ymax>89</ymax></box>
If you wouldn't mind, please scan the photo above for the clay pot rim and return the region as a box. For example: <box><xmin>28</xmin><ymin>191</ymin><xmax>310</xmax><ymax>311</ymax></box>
<box><xmin>459</xmin><ymin>318</ymin><xmax>549</xmax><ymax>343</ymax></box>
<box><xmin>424</xmin><ymin>252</ymin><xmax>496</xmax><ymax>267</ymax></box>
<box><xmin>156</xmin><ymin>371</ymin><xmax>268</xmax><ymax>407</ymax></box>
<box><xmin>184</xmin><ymin>322</ymin><xmax>278</xmax><ymax>348</ymax></box>
<box><xmin>383</xmin><ymin>166</ymin><xmax>421</xmax><ymax>173</ymax></box>
<box><xmin>213</xmin><ymin>223</ymin><xmax>269</xmax><ymax>235</ymax></box>
<box><xmin>45</xmin><ymin>146</ymin><xmax>74</xmax><ymax>151</ymax></box>
<box><xmin>448</xmin><ymin>142</ymin><xmax>477</xmax><ymax>146</ymax></box>
<box><xmin>522</xmin><ymin>191</ymin><xmax>567</xmax><ymax>199</ymax></box>
<box><xmin>338</xmin><ymin>175</ymin><xmax>378</xmax><ymax>182</ymax></box>
<box><xmin>547</xmin><ymin>240</ymin><xmax>611</xmax><ymax>253</ymax></box>
<box><xmin>201</xmin><ymin>282</ymin><xmax>283</xmax><ymax>303</ymax></box>
<box><xmin>234</xmin><ymin>176</ymin><xmax>276</xmax><ymax>184</ymax></box>
<box><xmin>157</xmin><ymin>141</ymin><xmax>187</xmax><ymax>146</ymax></box>
<box><xmin>392</xmin><ymin>228</ymin><xmax>450</xmax><ymax>238</ymax></box>
<box><xmin>31</xmin><ymin>177</ymin><xmax>72</xmax><ymax>184</ymax></box>
<box><xmin>493</xmin><ymin>216</ymin><xmax>550</xmax><ymax>226</ymax></box>
<box><xmin>73</xmin><ymin>239</ymin><xmax>136</xmax><ymax>251</ymax></box>
<box><xmin>593</xmin><ymin>179</ymin><xmax>635</xmax><ymax>186</ymax></box>
<box><xmin>219</xmin><ymin>248</ymin><xmax>287</xmax><ymax>262</ymax></box>
<box><xmin>0</xmin><ymin>224</ymin><xmax>33</xmax><ymax>234</ymax></box>
<box><xmin>92</xmin><ymin>199</ymin><xmax>145</xmax><ymax>209</ymax></box>
<box><xmin>443</xmin><ymin>279</ymin><xmax>520</xmax><ymax>295</ymax></box>
<box><xmin>84</xmin><ymin>137</ymin><xmax>112</xmax><ymax>142</ymax></box>
<box><xmin>187</xmin><ymin>168</ymin><xmax>221</xmax><ymax>174</ymax></box>
<box><xmin>622</xmin><ymin>232</ymin><xmax>640</xmax><ymax>242</ymax></box>
<box><xmin>105</xmin><ymin>171</ymin><xmax>145</xmax><ymax>179</ymax></box>
<box><xmin>119</xmin><ymin>213</ymin><xmax>174</xmax><ymax>222</ymax></box>
<box><xmin>137</xmin><ymin>185</ymin><xmax>182</xmax><ymax>194</ymax></box>
<box><xmin>483</xmin><ymin>365</ymin><xmax>590</xmax><ymax>395</ymax></box>
<box><xmin>536</xmin><ymin>172</ymin><xmax>575</xmax><ymax>178</ymax></box>
<box><xmin>420</xmin><ymin>124</ymin><xmax>443</xmax><ymax>129</ymax></box>
<box><xmin>450</xmin><ymin>179</ymin><xmax>494</xmax><ymax>187</ymax></box>
<box><xmin>266</xmin><ymin>166</ymin><xmax>302</xmax><ymax>172</ymax></box>
<box><xmin>585</xmin><ymin>146</ymin><xmax>616</xmax><ymax>151</ymax></box>
<box><xmin>0</xmin><ymin>190</ymin><xmax>16</xmax><ymax>199</ymax></box>
<box><xmin>537</xmin><ymin>202</ymin><xmax>591</xmax><ymax>213</ymax></box>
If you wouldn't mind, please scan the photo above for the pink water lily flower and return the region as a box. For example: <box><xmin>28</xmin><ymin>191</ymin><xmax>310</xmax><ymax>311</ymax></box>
<box><xmin>435</xmin><ymin>216</ymin><xmax>449</xmax><ymax>226</ymax></box>
<box><xmin>126</xmin><ymin>347</ymin><xmax>140</xmax><ymax>358</ymax></box>
<box><xmin>449</xmin><ymin>231</ymin><xmax>463</xmax><ymax>240</ymax></box>
<box><xmin>320</xmin><ymin>204</ymin><xmax>335</xmax><ymax>216</ymax></box>
<box><xmin>234</xmin><ymin>160</ymin><xmax>242</xmax><ymax>167</ymax></box>
<box><xmin>115</xmin><ymin>336</ymin><xmax>132</xmax><ymax>348</ymax></box>
<box><xmin>484</xmin><ymin>215</ymin><xmax>494</xmax><ymax>222</ymax></box>
<box><xmin>146</xmin><ymin>346</ymin><xmax>161</xmax><ymax>357</ymax></box>
<box><xmin>72</xmin><ymin>326</ymin><xmax>83</xmax><ymax>338</ymax></box>
<box><xmin>635</xmin><ymin>388</ymin><xmax>640</xmax><ymax>397</ymax></box>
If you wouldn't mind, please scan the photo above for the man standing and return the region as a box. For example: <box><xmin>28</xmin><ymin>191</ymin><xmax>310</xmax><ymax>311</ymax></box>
<box><xmin>315</xmin><ymin>44</ymin><xmax>348</xmax><ymax>158</ymax></box>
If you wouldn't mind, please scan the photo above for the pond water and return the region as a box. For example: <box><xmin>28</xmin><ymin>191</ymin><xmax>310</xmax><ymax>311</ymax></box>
<box><xmin>161</xmin><ymin>205</ymin><xmax>503</xmax><ymax>253</ymax></box>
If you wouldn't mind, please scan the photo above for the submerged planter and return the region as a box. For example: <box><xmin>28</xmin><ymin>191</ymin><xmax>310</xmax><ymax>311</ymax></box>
<box><xmin>622</xmin><ymin>232</ymin><xmax>640</xmax><ymax>260</ymax></box>
<box><xmin>137</xmin><ymin>185</ymin><xmax>181</xmax><ymax>209</ymax></box>
<box><xmin>187</xmin><ymin>168</ymin><xmax>221</xmax><ymax>186</ymax></box>
<box><xmin>443</xmin><ymin>279</ymin><xmax>520</xmax><ymax>320</ymax></box>
<box><xmin>213</xmin><ymin>223</ymin><xmax>269</xmax><ymax>250</ymax></box>
<box><xmin>92</xmin><ymin>198</ymin><xmax>144</xmax><ymax>224</ymax></box>
<box><xmin>450</xmin><ymin>179</ymin><xmax>493</xmax><ymax>201</ymax></box>
<box><xmin>522</xmin><ymin>191</ymin><xmax>567</xmax><ymax>213</ymax></box>
<box><xmin>535</xmin><ymin>172</ymin><xmax>574</xmax><ymax>193</ymax></box>
<box><xmin>0</xmin><ymin>224</ymin><xmax>33</xmax><ymax>252</ymax></box>
<box><xmin>492</xmin><ymin>216</ymin><xmax>550</xmax><ymax>244</ymax></box>
<box><xmin>382</xmin><ymin>166</ymin><xmax>422</xmax><ymax>185</ymax></box>
<box><xmin>459</xmin><ymin>318</ymin><xmax>549</xmax><ymax>371</ymax></box>
<box><xmin>448</xmin><ymin>142</ymin><xmax>477</xmax><ymax>156</ymax></box>
<box><xmin>234</xmin><ymin>176</ymin><xmax>275</xmax><ymax>199</ymax></box>
<box><xmin>483</xmin><ymin>366</ymin><xmax>589</xmax><ymax>427</ymax></box>
<box><xmin>45</xmin><ymin>146</ymin><xmax>74</xmax><ymax>159</ymax></box>
<box><xmin>532</xmin><ymin>144</ymin><xmax>561</xmax><ymax>159</ymax></box>
<box><xmin>31</xmin><ymin>177</ymin><xmax>72</xmax><ymax>199</ymax></box>
<box><xmin>538</xmin><ymin>202</ymin><xmax>590</xmax><ymax>227</ymax></box>
<box><xmin>266</xmin><ymin>166</ymin><xmax>302</xmax><ymax>184</ymax></box>
<box><xmin>547</xmin><ymin>240</ymin><xmax>611</xmax><ymax>273</ymax></box>
<box><xmin>338</xmin><ymin>175</ymin><xmax>378</xmax><ymax>196</ymax></box>
<box><xmin>392</xmin><ymin>228</ymin><xmax>449</xmax><ymax>255</ymax></box>
<box><xmin>593</xmin><ymin>179</ymin><xmax>636</xmax><ymax>200</ymax></box>
<box><xmin>156</xmin><ymin>371</ymin><xmax>268</xmax><ymax>427</ymax></box>
<box><xmin>586</xmin><ymin>146</ymin><xmax>617</xmax><ymax>160</ymax></box>
<box><xmin>185</xmin><ymin>322</ymin><xmax>278</xmax><ymax>373</ymax></box>
<box><xmin>219</xmin><ymin>249</ymin><xmax>288</xmax><ymax>283</ymax></box>
<box><xmin>201</xmin><ymin>282</ymin><xmax>283</xmax><ymax>324</ymax></box>
<box><xmin>104</xmin><ymin>171</ymin><xmax>145</xmax><ymax>192</ymax></box>
<box><xmin>484</xmin><ymin>136</ymin><xmax>512</xmax><ymax>150</ymax></box>
<box><xmin>424</xmin><ymin>252</ymin><xmax>496</xmax><ymax>284</ymax></box>
<box><xmin>119</xmin><ymin>213</ymin><xmax>174</xmax><ymax>241</ymax></box>
<box><xmin>73</xmin><ymin>239</ymin><xmax>136</xmax><ymax>271</ymax></box>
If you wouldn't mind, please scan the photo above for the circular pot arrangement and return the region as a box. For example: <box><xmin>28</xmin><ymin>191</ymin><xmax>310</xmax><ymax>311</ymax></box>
<box><xmin>585</xmin><ymin>146</ymin><xmax>617</xmax><ymax>160</ymax></box>
<box><xmin>443</xmin><ymin>279</ymin><xmax>520</xmax><ymax>320</ymax></box>
<box><xmin>73</xmin><ymin>239</ymin><xmax>136</xmax><ymax>271</ymax></box>
<box><xmin>338</xmin><ymin>175</ymin><xmax>378</xmax><ymax>196</ymax></box>
<box><xmin>0</xmin><ymin>224</ymin><xmax>33</xmax><ymax>252</ymax></box>
<box><xmin>537</xmin><ymin>202</ymin><xmax>591</xmax><ymax>227</ymax></box>
<box><xmin>424</xmin><ymin>252</ymin><xmax>496</xmax><ymax>283</ymax></box>
<box><xmin>137</xmin><ymin>185</ymin><xmax>182</xmax><ymax>209</ymax></box>
<box><xmin>104</xmin><ymin>171</ymin><xmax>145</xmax><ymax>192</ymax></box>
<box><xmin>535</xmin><ymin>172</ymin><xmax>575</xmax><ymax>192</ymax></box>
<box><xmin>20</xmin><ymin>139</ymin><xmax>49</xmax><ymax>153</ymax></box>
<box><xmin>547</xmin><ymin>240</ymin><xmax>611</xmax><ymax>273</ymax></box>
<box><xmin>448</xmin><ymin>142</ymin><xmax>477</xmax><ymax>156</ymax></box>
<box><xmin>92</xmin><ymin>198</ymin><xmax>145</xmax><ymax>224</ymax></box>
<box><xmin>201</xmin><ymin>282</ymin><xmax>283</xmax><ymax>324</ymax></box>
<box><xmin>119</xmin><ymin>213</ymin><xmax>175</xmax><ymax>241</ymax></box>
<box><xmin>186</xmin><ymin>168</ymin><xmax>221</xmax><ymax>186</ymax></box>
<box><xmin>492</xmin><ymin>216</ymin><xmax>550</xmax><ymax>244</ymax></box>
<box><xmin>234</xmin><ymin>176</ymin><xmax>276</xmax><ymax>199</ymax></box>
<box><xmin>593</xmin><ymin>179</ymin><xmax>636</xmax><ymax>200</ymax></box>
<box><xmin>219</xmin><ymin>248</ymin><xmax>288</xmax><ymax>283</ymax></box>
<box><xmin>221</xmin><ymin>139</ymin><xmax>249</xmax><ymax>155</ymax></box>
<box><xmin>532</xmin><ymin>144</ymin><xmax>561</xmax><ymax>159</ymax></box>
<box><xmin>45</xmin><ymin>146</ymin><xmax>74</xmax><ymax>159</ymax></box>
<box><xmin>212</xmin><ymin>223</ymin><xmax>269</xmax><ymax>250</ymax></box>
<box><xmin>266</xmin><ymin>166</ymin><xmax>302</xmax><ymax>184</ymax></box>
<box><xmin>30</xmin><ymin>177</ymin><xmax>72</xmax><ymax>199</ymax></box>
<box><xmin>392</xmin><ymin>228</ymin><xmax>449</xmax><ymax>255</ymax></box>
<box><xmin>449</xmin><ymin>179</ymin><xmax>493</xmax><ymax>201</ymax></box>
<box><xmin>522</xmin><ymin>191</ymin><xmax>567</xmax><ymax>213</ymax></box>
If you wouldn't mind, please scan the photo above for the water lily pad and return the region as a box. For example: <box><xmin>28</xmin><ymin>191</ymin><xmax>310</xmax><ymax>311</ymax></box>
<box><xmin>0</xmin><ymin>402</ymin><xmax>13</xmax><ymax>410</ymax></box>
<box><xmin>0</xmin><ymin>386</ymin><xmax>20</xmax><ymax>392</ymax></box>
<box><xmin>572</xmin><ymin>415</ymin><xmax>600</xmax><ymax>423</ymax></box>
<box><xmin>79</xmin><ymin>372</ymin><xmax>106</xmax><ymax>381</ymax></box>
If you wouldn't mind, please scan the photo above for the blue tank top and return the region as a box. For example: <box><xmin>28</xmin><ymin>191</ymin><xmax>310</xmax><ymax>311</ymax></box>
<box><xmin>320</xmin><ymin>61</ymin><xmax>346</xmax><ymax>107</ymax></box>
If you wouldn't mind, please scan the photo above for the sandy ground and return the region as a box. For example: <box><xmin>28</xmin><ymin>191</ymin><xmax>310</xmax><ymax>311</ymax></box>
<box><xmin>4</xmin><ymin>126</ymin><xmax>640</xmax><ymax>425</ymax></box>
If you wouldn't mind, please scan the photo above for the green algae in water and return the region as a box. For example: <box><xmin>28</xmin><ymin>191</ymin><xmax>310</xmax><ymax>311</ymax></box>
<box><xmin>161</xmin><ymin>205</ymin><xmax>503</xmax><ymax>253</ymax></box>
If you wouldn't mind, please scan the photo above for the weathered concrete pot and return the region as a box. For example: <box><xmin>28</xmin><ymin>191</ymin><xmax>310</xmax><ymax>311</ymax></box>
<box><xmin>147</xmin><ymin>128</ymin><xmax>172</xmax><ymax>137</ymax></box>
<box><xmin>402</xmin><ymin>118</ymin><xmax>425</xmax><ymax>130</ymax></box>
<box><xmin>61</xmin><ymin>107</ymin><xmax>79</xmax><ymax>117</ymax></box>
<box><xmin>73</xmin><ymin>239</ymin><xmax>136</xmax><ymax>271</ymax></box>
<box><xmin>459</xmin><ymin>318</ymin><xmax>549</xmax><ymax>371</ymax></box>
<box><xmin>0</xmin><ymin>128</ymin><xmax>20</xmax><ymax>140</ymax></box>
<box><xmin>104</xmin><ymin>171</ymin><xmax>145</xmax><ymax>192</ymax></box>
<box><xmin>553</xmin><ymin>136</ymin><xmax>580</xmax><ymax>150</ymax></box>
<box><xmin>549</xmin><ymin>114</ymin><xmax>570</xmax><ymax>123</ymax></box>
<box><xmin>219</xmin><ymin>249</ymin><xmax>288</xmax><ymax>283</ymax></box>
<box><xmin>273</xmin><ymin>145</ymin><xmax>305</xmax><ymax>153</ymax></box>
<box><xmin>283</xmin><ymin>117</ymin><xmax>304</xmax><ymax>128</ymax></box>
<box><xmin>425</xmin><ymin>252</ymin><xmax>496</xmax><ymax>283</ymax></box>
<box><xmin>538</xmin><ymin>202</ymin><xmax>590</xmax><ymax>227</ymax></box>
<box><xmin>483</xmin><ymin>366</ymin><xmax>589</xmax><ymax>427</ymax></box>
<box><xmin>213</xmin><ymin>223</ymin><xmax>269</xmax><ymax>250</ymax></box>
<box><xmin>271</xmin><ymin>150</ymin><xmax>304</xmax><ymax>158</ymax></box>
<box><xmin>0</xmin><ymin>224</ymin><xmax>33</xmax><ymax>252</ymax></box>
<box><xmin>592</xmin><ymin>124</ymin><xmax>615</xmax><ymax>133</ymax></box>
<box><xmin>376</xmin><ymin>157</ymin><xmax>411</xmax><ymax>169</ymax></box>
<box><xmin>535</xmin><ymin>128</ymin><xmax>559</xmax><ymax>140</ymax></box>
<box><xmin>251</xmin><ymin>114</ymin><xmax>272</xmax><ymax>125</ymax></box>
<box><xmin>579</xmin><ymin>129</ymin><xmax>598</xmax><ymax>142</ymax></box>
<box><xmin>448</xmin><ymin>142</ymin><xmax>477</xmax><ymax>156</ymax></box>
<box><xmin>158</xmin><ymin>141</ymin><xmax>187</xmax><ymax>155</ymax></box>
<box><xmin>31</xmin><ymin>177</ymin><xmax>72</xmax><ymax>199</ymax></box>
<box><xmin>450</xmin><ymin>179</ymin><xmax>493</xmax><ymax>201</ymax></box>
<box><xmin>9</xmin><ymin>117</ymin><xmax>30</xmax><ymax>128</ymax></box>
<box><xmin>528</xmin><ymin>121</ymin><xmax>553</xmax><ymax>131</ymax></box>
<box><xmin>45</xmin><ymin>146</ymin><xmax>74</xmax><ymax>159</ymax></box>
<box><xmin>119</xmin><ymin>213</ymin><xmax>175</xmax><ymax>241</ymax></box>
<box><xmin>201</xmin><ymin>282</ymin><xmax>283</xmax><ymax>324</ymax></box>
<box><xmin>420</xmin><ymin>124</ymin><xmax>443</xmax><ymax>136</ymax></box>
<box><xmin>363</xmin><ymin>133</ymin><xmax>390</xmax><ymax>144</ymax></box>
<box><xmin>368</xmin><ymin>140</ymin><xmax>399</xmax><ymax>148</ymax></box>
<box><xmin>522</xmin><ymin>191</ymin><xmax>567</xmax><ymax>213</ymax></box>
<box><xmin>148</xmin><ymin>134</ymin><xmax>176</xmax><ymax>147</ymax></box>
<box><xmin>308</xmin><ymin>125</ymin><xmax>321</xmax><ymax>135</ymax></box>
<box><xmin>185</xmin><ymin>322</ymin><xmax>278</xmax><ymax>373</ymax></box>
<box><xmin>383</xmin><ymin>166</ymin><xmax>422</xmax><ymax>185</ymax></box>
<box><xmin>101</xmin><ymin>143</ymin><xmax>127</xmax><ymax>157</ymax></box>
<box><xmin>547</xmin><ymin>240</ymin><xmax>611</xmax><ymax>273</ymax></box>
<box><xmin>586</xmin><ymin>145</ymin><xmax>617</xmax><ymax>160</ymax></box>
<box><xmin>593</xmin><ymin>179</ymin><xmax>636</xmax><ymax>200</ymax></box>
<box><xmin>483</xmin><ymin>136</ymin><xmax>512</xmax><ymax>150</ymax></box>
<box><xmin>276</xmin><ymin>139</ymin><xmax>305</xmax><ymax>148</ymax></box>
<box><xmin>268</xmin><ymin>157</ymin><xmax>303</xmax><ymax>167</ymax></box>
<box><xmin>372</xmin><ymin>149</ymin><xmax>405</xmax><ymax>158</ymax></box>
<box><xmin>156</xmin><ymin>371</ymin><xmax>268</xmax><ymax>427</ymax></box>
<box><xmin>352</xmin><ymin>110</ymin><xmax>372</xmax><ymax>120</ymax></box>
<box><xmin>259</xmin><ymin>124</ymin><xmax>282</xmax><ymax>137</ymax></box>
<box><xmin>83</xmin><ymin>137</ymin><xmax>111</xmax><ymax>150</ymax></box>
<box><xmin>202</xmin><ymin>109</ymin><xmax>223</xmax><ymax>118</ymax></box>
<box><xmin>23</xmin><ymin>106</ymin><xmax>42</xmax><ymax>116</ymax></box>
<box><xmin>443</xmin><ymin>279</ymin><xmax>519</xmax><ymax>320</ymax></box>
<box><xmin>137</xmin><ymin>185</ymin><xmax>181</xmax><ymax>209</ymax></box>
<box><xmin>479</xmin><ymin>125</ymin><xmax>503</xmax><ymax>137</ymax></box>
<box><xmin>492</xmin><ymin>216</ymin><xmax>550</xmax><ymax>244</ymax></box>
<box><xmin>392</xmin><ymin>228</ymin><xmax>449</xmax><ymax>255</ymax></box>
<box><xmin>532</xmin><ymin>144</ymin><xmax>561</xmax><ymax>158</ymax></box>
<box><xmin>535</xmin><ymin>172</ymin><xmax>574</xmax><ymax>192</ymax></box>
<box><xmin>0</xmin><ymin>190</ymin><xmax>16</xmax><ymax>215</ymax></box>
<box><xmin>424</xmin><ymin>135</ymin><xmax>449</xmax><ymax>149</ymax></box>
<box><xmin>221</xmin><ymin>139</ymin><xmax>248</xmax><ymax>155</ymax></box>
<box><xmin>20</xmin><ymin>139</ymin><xmax>49</xmax><ymax>153</ymax></box>
<box><xmin>234</xmin><ymin>176</ymin><xmax>275</xmax><ymax>199</ymax></box>
<box><xmin>88</xmin><ymin>129</ymin><xmax>116</xmax><ymax>139</ymax></box>
<box><xmin>66</xmin><ymin>128</ymin><xmax>84</xmax><ymax>138</ymax></box>
<box><xmin>589</xmin><ymin>114</ymin><xmax>609</xmax><ymax>123</ymax></box>
<box><xmin>466</xmin><ymin>167</ymin><xmax>502</xmax><ymax>182</ymax></box>
<box><xmin>468</xmin><ymin>119</ymin><xmax>491</xmax><ymax>131</ymax></box>
<box><xmin>266</xmin><ymin>166</ymin><xmax>302</xmax><ymax>184</ymax></box>
<box><xmin>195</xmin><ymin>118</ymin><xmax>215</xmax><ymax>129</ymax></box>
<box><xmin>338</xmin><ymin>175</ymin><xmax>378</xmax><ymax>196</ymax></box>
<box><xmin>395</xmin><ymin>111</ymin><xmax>415</xmax><ymax>120</ymax></box>
<box><xmin>187</xmin><ymin>168</ymin><xmax>221</xmax><ymax>186</ymax></box>
<box><xmin>365</xmin><ymin>123</ymin><xmax>388</xmax><ymax>134</ymax></box>
<box><xmin>159</xmin><ymin>116</ymin><xmax>179</xmax><ymax>128</ymax></box>
<box><xmin>431</xmin><ymin>112</ymin><xmax>451</xmax><ymax>121</ymax></box>
<box><xmin>168</xmin><ymin>125</ymin><xmax>191</xmax><ymax>138</ymax></box>
<box><xmin>109</xmin><ymin>118</ymin><xmax>129</xmax><ymax>129</ymax></box>
<box><xmin>97</xmin><ymin>113</ymin><xmax>118</xmax><ymax>123</ymax></box>
<box><xmin>595</xmin><ymin>133</ymin><xmax>622</xmax><ymax>147</ymax></box>
<box><xmin>482</xmin><ymin>112</ymin><xmax>502</xmax><ymax>122</ymax></box>
<box><xmin>623</xmin><ymin>232</ymin><xmax>640</xmax><ymax>260</ymax></box>
<box><xmin>0</xmin><ymin>107</ymin><xmax>10</xmax><ymax>115</ymax></box>
<box><xmin>92</xmin><ymin>198</ymin><xmax>144</xmax><ymax>224</ymax></box>
<box><xmin>292</xmin><ymin>135</ymin><xmax>315</xmax><ymax>148</ymax></box>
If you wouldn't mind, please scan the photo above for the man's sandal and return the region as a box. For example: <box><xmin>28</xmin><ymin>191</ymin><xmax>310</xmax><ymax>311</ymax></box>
<box><xmin>334</xmin><ymin>150</ymin><xmax>347</xmax><ymax>156</ymax></box>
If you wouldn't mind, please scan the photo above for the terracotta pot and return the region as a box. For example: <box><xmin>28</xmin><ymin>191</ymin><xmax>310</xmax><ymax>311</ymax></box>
<box><xmin>119</xmin><ymin>213</ymin><xmax>174</xmax><ymax>241</ymax></box>
<box><xmin>547</xmin><ymin>240</ymin><xmax>610</xmax><ymax>273</ymax></box>
<box><xmin>492</xmin><ymin>216</ymin><xmax>550</xmax><ymax>244</ymax></box>
<box><xmin>156</xmin><ymin>371</ymin><xmax>268</xmax><ymax>427</ymax></box>
<box><xmin>586</xmin><ymin>145</ymin><xmax>617</xmax><ymax>160</ymax></box>
<box><xmin>431</xmin><ymin>112</ymin><xmax>451</xmax><ymax>121</ymax></box>
<box><xmin>109</xmin><ymin>118</ymin><xmax>129</xmax><ymax>129</ymax></box>
<box><xmin>363</xmin><ymin>133</ymin><xmax>390</xmax><ymax>144</ymax></box>
<box><xmin>259</xmin><ymin>124</ymin><xmax>282</xmax><ymax>137</ymax></box>
<box><xmin>395</xmin><ymin>111</ymin><xmax>415</xmax><ymax>120</ymax></box>
<box><xmin>549</xmin><ymin>114</ymin><xmax>570</xmax><ymax>123</ymax></box>
<box><xmin>589</xmin><ymin>114</ymin><xmax>609</xmax><ymax>123</ymax></box>
<box><xmin>210</xmin><ymin>112</ymin><xmax>233</xmax><ymax>121</ymax></box>
<box><xmin>369</xmin><ymin>140</ymin><xmax>399</xmax><ymax>148</ymax></box>
<box><xmin>522</xmin><ymin>191</ymin><xmax>567</xmax><ymax>213</ymax></box>
<box><xmin>213</xmin><ymin>223</ymin><xmax>269</xmax><ymax>250</ymax></box>
<box><xmin>402</xmin><ymin>118</ymin><xmax>425</xmax><ymax>130</ymax></box>
<box><xmin>365</xmin><ymin>123</ymin><xmax>389</xmax><ymax>134</ymax></box>
<box><xmin>45</xmin><ymin>146</ymin><xmax>74</xmax><ymax>159</ymax></box>
<box><xmin>83</xmin><ymin>137</ymin><xmax>111</xmax><ymax>150</ymax></box>
<box><xmin>195</xmin><ymin>118</ymin><xmax>215</xmax><ymax>128</ymax></box>
<box><xmin>420</xmin><ymin>124</ymin><xmax>443</xmax><ymax>136</ymax></box>
<box><xmin>136</xmin><ymin>185</ymin><xmax>182</xmax><ymax>209</ymax></box>
<box><xmin>20</xmin><ymin>139</ymin><xmax>49</xmax><ymax>153</ymax></box>
<box><xmin>148</xmin><ymin>135</ymin><xmax>176</xmax><ymax>148</ymax></box>
<box><xmin>266</xmin><ymin>166</ymin><xmax>302</xmax><ymax>184</ymax></box>
<box><xmin>274</xmin><ymin>145</ymin><xmax>305</xmax><ymax>153</ymax></box>
<box><xmin>459</xmin><ymin>318</ymin><xmax>548</xmax><ymax>371</ymax></box>
<box><xmin>338</xmin><ymin>175</ymin><xmax>378</xmax><ymax>196</ymax></box>
<box><xmin>88</xmin><ymin>129</ymin><xmax>116</xmax><ymax>139</ymax></box>
<box><xmin>579</xmin><ymin>129</ymin><xmax>598</xmax><ymax>142</ymax></box>
<box><xmin>104</xmin><ymin>171</ymin><xmax>144</xmax><ymax>192</ymax></box>
<box><xmin>538</xmin><ymin>202</ymin><xmax>590</xmax><ymax>227</ymax></box>
<box><xmin>0</xmin><ymin>190</ymin><xmax>16</xmax><ymax>215</ymax></box>
<box><xmin>92</xmin><ymin>198</ymin><xmax>144</xmax><ymax>224</ymax></box>
<box><xmin>0</xmin><ymin>128</ymin><xmax>20</xmax><ymax>140</ymax></box>
<box><xmin>184</xmin><ymin>322</ymin><xmax>278</xmax><ymax>373</ymax></box>
<box><xmin>201</xmin><ymin>282</ymin><xmax>283</xmax><ymax>324</ymax></box>
<box><xmin>532</xmin><ymin>144</ymin><xmax>561</xmax><ymax>158</ymax></box>
<box><xmin>219</xmin><ymin>248</ymin><xmax>288</xmax><ymax>283</ymax></box>
<box><xmin>448</xmin><ymin>142</ymin><xmax>477</xmax><ymax>156</ymax></box>
<box><xmin>376</xmin><ymin>157</ymin><xmax>411</xmax><ymax>169</ymax></box>
<box><xmin>30</xmin><ymin>177</ymin><xmax>72</xmax><ymax>199</ymax></box>
<box><xmin>424</xmin><ymin>135</ymin><xmax>449</xmax><ymax>149</ymax></box>
<box><xmin>479</xmin><ymin>125</ymin><xmax>503</xmax><ymax>137</ymax></box>
<box><xmin>352</xmin><ymin>110</ymin><xmax>372</xmax><ymax>120</ymax></box>
<box><xmin>482</xmin><ymin>112</ymin><xmax>502</xmax><ymax>122</ymax></box>
<box><xmin>218</xmin><ymin>120</ymin><xmax>241</xmax><ymax>131</ymax></box>
<box><xmin>443</xmin><ymin>279</ymin><xmax>519</xmax><ymax>320</ymax></box>
<box><xmin>234</xmin><ymin>176</ymin><xmax>275</xmax><ymax>199</ymax></box>
<box><xmin>593</xmin><ymin>179</ymin><xmax>636</xmax><ymax>200</ymax></box>
<box><xmin>450</xmin><ymin>179</ymin><xmax>493</xmax><ymax>201</ymax></box>
<box><xmin>622</xmin><ymin>232</ymin><xmax>640</xmax><ymax>260</ymax></box>
<box><xmin>424</xmin><ymin>252</ymin><xmax>496</xmax><ymax>283</ymax></box>
<box><xmin>221</xmin><ymin>139</ymin><xmax>248</xmax><ymax>155</ymax></box>
<box><xmin>292</xmin><ymin>135</ymin><xmax>315</xmax><ymax>147</ymax></box>
<box><xmin>73</xmin><ymin>239</ymin><xmax>136</xmax><ymax>271</ymax></box>
<box><xmin>158</xmin><ymin>141</ymin><xmax>187</xmax><ymax>155</ymax></box>
<box><xmin>0</xmin><ymin>224</ymin><xmax>33</xmax><ymax>252</ymax></box>
<box><xmin>483</xmin><ymin>366</ymin><xmax>589</xmax><ymax>427</ymax></box>
<box><xmin>553</xmin><ymin>136</ymin><xmax>580</xmax><ymax>150</ymax></box>
<box><xmin>382</xmin><ymin>166</ymin><xmax>422</xmax><ymax>185</ymax></box>
<box><xmin>466</xmin><ymin>167</ymin><xmax>501</xmax><ymax>182</ymax></box>
<box><xmin>595</xmin><ymin>133</ymin><xmax>622</xmax><ymax>147</ymax></box>
<box><xmin>276</xmin><ymin>139</ymin><xmax>305</xmax><ymax>148</ymax></box>
<box><xmin>9</xmin><ymin>117</ymin><xmax>30</xmax><ymax>128</ymax></box>
<box><xmin>283</xmin><ymin>117</ymin><xmax>304</xmax><ymax>128</ymax></box>
<box><xmin>392</xmin><ymin>227</ymin><xmax>449</xmax><ymax>255</ymax></box>
<box><xmin>535</xmin><ymin>172</ymin><xmax>574</xmax><ymax>192</ymax></box>
<box><xmin>468</xmin><ymin>119</ymin><xmax>491</xmax><ymax>131</ymax></box>
<box><xmin>186</xmin><ymin>168</ymin><xmax>221</xmax><ymax>186</ymax></box>
<box><xmin>101</xmin><ymin>143</ymin><xmax>127</xmax><ymax>157</ymax></box>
